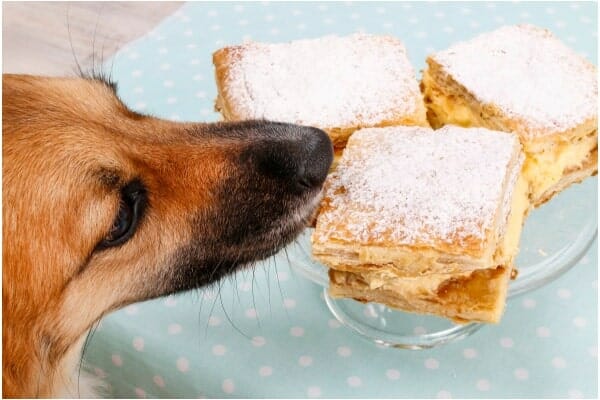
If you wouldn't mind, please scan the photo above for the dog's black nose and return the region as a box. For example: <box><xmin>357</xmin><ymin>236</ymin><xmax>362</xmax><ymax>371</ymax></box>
<box><xmin>252</xmin><ymin>124</ymin><xmax>333</xmax><ymax>191</ymax></box>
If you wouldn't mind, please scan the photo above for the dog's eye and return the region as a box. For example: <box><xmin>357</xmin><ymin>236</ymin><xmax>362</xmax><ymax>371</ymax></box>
<box><xmin>98</xmin><ymin>182</ymin><xmax>146</xmax><ymax>250</ymax></box>
<box><xmin>106</xmin><ymin>199</ymin><xmax>133</xmax><ymax>243</ymax></box>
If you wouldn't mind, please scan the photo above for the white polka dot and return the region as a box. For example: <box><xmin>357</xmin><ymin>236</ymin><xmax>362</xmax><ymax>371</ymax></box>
<box><xmin>169</xmin><ymin>114</ymin><xmax>180</xmax><ymax>121</ymax></box>
<box><xmin>163</xmin><ymin>80</ymin><xmax>174</xmax><ymax>88</ymax></box>
<box><xmin>277</xmin><ymin>271</ymin><xmax>289</xmax><ymax>282</ymax></box>
<box><xmin>299</xmin><ymin>355</ymin><xmax>313</xmax><ymax>367</ymax></box>
<box><xmin>522</xmin><ymin>298</ymin><xmax>536</xmax><ymax>309</ymax></box>
<box><xmin>307</xmin><ymin>386</ymin><xmax>321</xmax><ymax>398</ymax></box>
<box><xmin>208</xmin><ymin>316</ymin><xmax>221</xmax><ymax>327</ymax></box>
<box><xmin>552</xmin><ymin>357</ymin><xmax>567</xmax><ymax>368</ymax></box>
<box><xmin>386</xmin><ymin>369</ymin><xmax>400</xmax><ymax>380</ymax></box>
<box><xmin>212</xmin><ymin>344</ymin><xmax>227</xmax><ymax>356</ymax></box>
<box><xmin>135</xmin><ymin>387</ymin><xmax>146</xmax><ymax>398</ymax></box>
<box><xmin>350</xmin><ymin>12</ymin><xmax>360</xmax><ymax>20</ymax></box>
<box><xmin>234</xmin><ymin>4</ymin><xmax>244</xmax><ymax>12</ymax></box>
<box><xmin>131</xmin><ymin>70</ymin><xmax>142</xmax><ymax>77</ymax></box>
<box><xmin>296</xmin><ymin>23</ymin><xmax>307</xmax><ymax>30</ymax></box>
<box><xmin>210</xmin><ymin>24</ymin><xmax>221</xmax><ymax>31</ymax></box>
<box><xmin>573</xmin><ymin>317</ymin><xmax>587</xmax><ymax>328</ymax></box>
<box><xmin>153</xmin><ymin>375</ymin><xmax>165</xmax><ymax>388</ymax></box>
<box><xmin>519</xmin><ymin>12</ymin><xmax>530</xmax><ymax>19</ymax></box>
<box><xmin>437</xmin><ymin>390</ymin><xmax>452</xmax><ymax>399</ymax></box>
<box><xmin>202</xmin><ymin>290</ymin><xmax>215</xmax><ymax>300</ymax></box>
<box><xmin>347</xmin><ymin>376</ymin><xmax>362</xmax><ymax>387</ymax></box>
<box><xmin>495</xmin><ymin>16</ymin><xmax>505</xmax><ymax>23</ymax></box>
<box><xmin>415</xmin><ymin>31</ymin><xmax>428</xmax><ymax>39</ymax></box>
<box><xmin>463</xmin><ymin>348</ymin><xmax>477</xmax><ymax>359</ymax></box>
<box><xmin>476</xmin><ymin>379</ymin><xmax>490</xmax><ymax>391</ymax></box>
<box><xmin>443</xmin><ymin>26</ymin><xmax>454</xmax><ymax>34</ymax></box>
<box><xmin>537</xmin><ymin>326</ymin><xmax>551</xmax><ymax>337</ymax></box>
<box><xmin>413</xmin><ymin>326</ymin><xmax>427</xmax><ymax>335</ymax></box>
<box><xmin>128</xmin><ymin>52</ymin><xmax>139</xmax><ymax>60</ymax></box>
<box><xmin>222</xmin><ymin>379</ymin><xmax>235</xmax><ymax>394</ymax></box>
<box><xmin>500</xmin><ymin>337</ymin><xmax>514</xmax><ymax>348</ymax></box>
<box><xmin>328</xmin><ymin>319</ymin><xmax>341</xmax><ymax>329</ymax></box>
<box><xmin>190</xmin><ymin>58</ymin><xmax>200</xmax><ymax>65</ymax></box>
<box><xmin>245</xmin><ymin>308</ymin><xmax>258</xmax><ymax>319</ymax></box>
<box><xmin>434</xmin><ymin>11</ymin><xmax>445</xmax><ymax>18</ymax></box>
<box><xmin>269</xmin><ymin>28</ymin><xmax>280</xmax><ymax>35</ymax></box>
<box><xmin>469</xmin><ymin>21</ymin><xmax>480</xmax><ymax>29</ymax></box>
<box><xmin>383</xmin><ymin>22</ymin><xmax>393</xmax><ymax>30</ymax></box>
<box><xmin>158</xmin><ymin>47</ymin><xmax>168</xmax><ymax>54</ymax></box>
<box><xmin>135</xmin><ymin>102</ymin><xmax>146</xmax><ymax>110</ymax></box>
<box><xmin>207</xmin><ymin>9</ymin><xmax>218</xmax><ymax>17</ymax></box>
<box><xmin>317</xmin><ymin>4</ymin><xmax>328</xmax><ymax>11</ymax></box>
<box><xmin>290</xmin><ymin>326</ymin><xmax>305</xmax><ymax>337</ymax></box>
<box><xmin>166</xmin><ymin>97</ymin><xmax>177</xmax><ymax>104</ymax></box>
<box><xmin>514</xmin><ymin>368</ymin><xmax>529</xmax><ymax>380</ymax></box>
<box><xmin>94</xmin><ymin>368</ymin><xmax>107</xmax><ymax>378</ymax></box>
<box><xmin>200</xmin><ymin>108</ymin><xmax>210</xmax><ymax>116</ymax></box>
<box><xmin>159</xmin><ymin>63</ymin><xmax>171</xmax><ymax>70</ymax></box>
<box><xmin>407</xmin><ymin>16</ymin><xmax>418</xmax><ymax>24</ymax></box>
<box><xmin>568</xmin><ymin>389</ymin><xmax>583</xmax><ymax>398</ymax></box>
<box><xmin>252</xmin><ymin>336</ymin><xmax>266</xmax><ymax>347</ymax></box>
<box><xmin>132</xmin><ymin>337</ymin><xmax>144</xmax><ymax>351</ymax></box>
<box><xmin>375</xmin><ymin>6</ymin><xmax>385</xmax><ymax>14</ymax></box>
<box><xmin>133</xmin><ymin>86</ymin><xmax>144</xmax><ymax>94</ymax></box>
<box><xmin>164</xmin><ymin>296</ymin><xmax>177</xmax><ymax>307</ymax></box>
<box><xmin>588</xmin><ymin>346</ymin><xmax>597</xmax><ymax>358</ymax></box>
<box><xmin>557</xmin><ymin>288</ymin><xmax>572</xmax><ymax>299</ymax></box>
<box><xmin>555</xmin><ymin>20</ymin><xmax>566</xmax><ymax>28</ymax></box>
<box><xmin>259</xmin><ymin>366</ymin><xmax>273</xmax><ymax>377</ymax></box>
<box><xmin>176</xmin><ymin>357</ymin><xmax>189</xmax><ymax>372</ymax></box>
<box><xmin>425</xmin><ymin>358</ymin><xmax>439</xmax><ymax>369</ymax></box>
<box><xmin>545</xmin><ymin>7</ymin><xmax>556</xmax><ymax>14</ymax></box>
<box><xmin>283</xmin><ymin>298</ymin><xmax>296</xmax><ymax>309</ymax></box>
<box><xmin>337</xmin><ymin>346</ymin><xmax>352</xmax><ymax>357</ymax></box>
<box><xmin>184</xmin><ymin>29</ymin><xmax>193</xmax><ymax>36</ymax></box>
<box><xmin>124</xmin><ymin>305</ymin><xmax>139</xmax><ymax>315</ymax></box>
<box><xmin>111</xmin><ymin>354</ymin><xmax>123</xmax><ymax>367</ymax></box>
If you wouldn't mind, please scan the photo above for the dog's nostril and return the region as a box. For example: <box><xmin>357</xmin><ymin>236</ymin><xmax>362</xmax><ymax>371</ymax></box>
<box><xmin>296</xmin><ymin>127</ymin><xmax>334</xmax><ymax>189</ymax></box>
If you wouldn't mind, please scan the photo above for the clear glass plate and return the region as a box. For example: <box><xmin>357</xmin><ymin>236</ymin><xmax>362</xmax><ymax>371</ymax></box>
<box><xmin>288</xmin><ymin>177</ymin><xmax>598</xmax><ymax>349</ymax></box>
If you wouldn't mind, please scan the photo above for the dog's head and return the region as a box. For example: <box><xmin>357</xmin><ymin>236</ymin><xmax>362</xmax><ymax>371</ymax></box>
<box><xmin>2</xmin><ymin>74</ymin><xmax>332</xmax><ymax>395</ymax></box>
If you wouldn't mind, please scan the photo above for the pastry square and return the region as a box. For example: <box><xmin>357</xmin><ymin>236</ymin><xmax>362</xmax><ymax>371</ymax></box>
<box><xmin>421</xmin><ymin>24</ymin><xmax>598</xmax><ymax>206</ymax></box>
<box><xmin>213</xmin><ymin>33</ymin><xmax>428</xmax><ymax>151</ymax></box>
<box><xmin>312</xmin><ymin>125</ymin><xmax>529</xmax><ymax>323</ymax></box>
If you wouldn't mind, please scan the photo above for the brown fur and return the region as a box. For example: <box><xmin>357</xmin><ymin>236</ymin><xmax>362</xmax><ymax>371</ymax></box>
<box><xmin>2</xmin><ymin>74</ymin><xmax>332</xmax><ymax>397</ymax></box>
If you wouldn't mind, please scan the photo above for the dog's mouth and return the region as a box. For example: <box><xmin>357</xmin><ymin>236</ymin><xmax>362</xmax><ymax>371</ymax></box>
<box><xmin>163</xmin><ymin>187</ymin><xmax>324</xmax><ymax>295</ymax></box>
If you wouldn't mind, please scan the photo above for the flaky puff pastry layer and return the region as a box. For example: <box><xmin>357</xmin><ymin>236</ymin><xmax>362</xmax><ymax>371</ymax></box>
<box><xmin>421</xmin><ymin>25</ymin><xmax>597</xmax><ymax>206</ymax></box>
<box><xmin>312</xmin><ymin>126</ymin><xmax>529</xmax><ymax>323</ymax></box>
<box><xmin>212</xmin><ymin>34</ymin><xmax>428</xmax><ymax>149</ymax></box>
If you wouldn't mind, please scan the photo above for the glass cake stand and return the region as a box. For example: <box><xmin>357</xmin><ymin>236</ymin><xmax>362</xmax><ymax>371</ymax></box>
<box><xmin>288</xmin><ymin>177</ymin><xmax>598</xmax><ymax>349</ymax></box>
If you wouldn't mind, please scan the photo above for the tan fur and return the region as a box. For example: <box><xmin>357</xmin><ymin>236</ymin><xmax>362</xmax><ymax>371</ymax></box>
<box><xmin>2</xmin><ymin>74</ymin><xmax>298</xmax><ymax>397</ymax></box>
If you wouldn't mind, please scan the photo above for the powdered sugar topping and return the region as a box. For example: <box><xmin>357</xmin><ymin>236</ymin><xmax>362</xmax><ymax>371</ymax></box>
<box><xmin>431</xmin><ymin>24</ymin><xmax>597</xmax><ymax>136</ymax></box>
<box><xmin>315</xmin><ymin>126</ymin><xmax>523</xmax><ymax>247</ymax></box>
<box><xmin>222</xmin><ymin>33</ymin><xmax>421</xmax><ymax>128</ymax></box>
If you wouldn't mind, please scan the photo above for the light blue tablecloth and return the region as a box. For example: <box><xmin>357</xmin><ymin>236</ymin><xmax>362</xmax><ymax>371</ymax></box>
<box><xmin>84</xmin><ymin>2</ymin><xmax>598</xmax><ymax>398</ymax></box>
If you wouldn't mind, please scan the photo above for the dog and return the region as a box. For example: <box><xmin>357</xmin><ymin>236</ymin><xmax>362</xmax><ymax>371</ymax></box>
<box><xmin>2</xmin><ymin>73</ymin><xmax>333</xmax><ymax>397</ymax></box>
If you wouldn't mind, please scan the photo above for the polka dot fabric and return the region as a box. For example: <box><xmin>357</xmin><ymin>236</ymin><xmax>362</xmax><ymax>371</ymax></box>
<box><xmin>83</xmin><ymin>2</ymin><xmax>597</xmax><ymax>398</ymax></box>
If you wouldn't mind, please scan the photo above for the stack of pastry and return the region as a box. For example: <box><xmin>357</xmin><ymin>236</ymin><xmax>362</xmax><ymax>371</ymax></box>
<box><xmin>421</xmin><ymin>24</ymin><xmax>598</xmax><ymax>206</ymax></box>
<box><xmin>213</xmin><ymin>26</ymin><xmax>597</xmax><ymax>324</ymax></box>
<box><xmin>213</xmin><ymin>33</ymin><xmax>429</xmax><ymax>167</ymax></box>
<box><xmin>311</xmin><ymin>125</ymin><xmax>529</xmax><ymax>323</ymax></box>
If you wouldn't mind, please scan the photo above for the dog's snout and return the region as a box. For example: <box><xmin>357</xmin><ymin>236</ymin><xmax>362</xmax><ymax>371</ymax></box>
<box><xmin>253</xmin><ymin>125</ymin><xmax>333</xmax><ymax>191</ymax></box>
